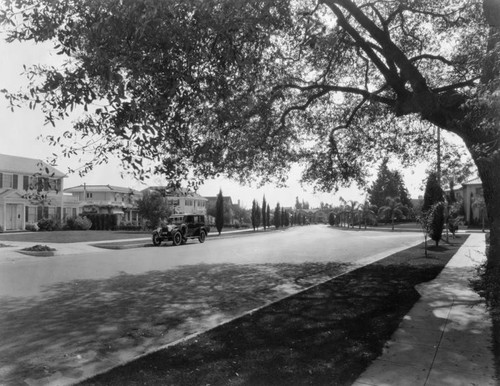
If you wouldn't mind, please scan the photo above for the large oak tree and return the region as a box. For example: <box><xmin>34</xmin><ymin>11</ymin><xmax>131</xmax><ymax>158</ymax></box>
<box><xmin>1</xmin><ymin>0</ymin><xmax>499</xmax><ymax>261</ymax></box>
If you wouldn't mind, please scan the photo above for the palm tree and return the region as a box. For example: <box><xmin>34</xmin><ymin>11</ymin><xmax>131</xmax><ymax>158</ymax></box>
<box><xmin>378</xmin><ymin>197</ymin><xmax>407</xmax><ymax>231</ymax></box>
<box><xmin>359</xmin><ymin>201</ymin><xmax>377</xmax><ymax>230</ymax></box>
<box><xmin>346</xmin><ymin>200</ymin><xmax>359</xmax><ymax>228</ymax></box>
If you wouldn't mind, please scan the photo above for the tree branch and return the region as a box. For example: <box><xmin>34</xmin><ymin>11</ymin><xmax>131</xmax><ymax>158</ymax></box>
<box><xmin>322</xmin><ymin>1</ymin><xmax>405</xmax><ymax>96</ymax></box>
<box><xmin>432</xmin><ymin>77</ymin><xmax>481</xmax><ymax>93</ymax></box>
<box><xmin>326</xmin><ymin>0</ymin><xmax>430</xmax><ymax>94</ymax></box>
<box><xmin>276</xmin><ymin>83</ymin><xmax>394</xmax><ymax>105</ymax></box>
<box><xmin>410</xmin><ymin>54</ymin><xmax>454</xmax><ymax>66</ymax></box>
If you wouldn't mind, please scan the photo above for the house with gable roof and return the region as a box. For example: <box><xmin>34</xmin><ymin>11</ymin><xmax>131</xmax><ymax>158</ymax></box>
<box><xmin>461</xmin><ymin>176</ymin><xmax>487</xmax><ymax>225</ymax></box>
<box><xmin>0</xmin><ymin>153</ymin><xmax>66</xmax><ymax>231</ymax></box>
<box><xmin>142</xmin><ymin>186</ymin><xmax>208</xmax><ymax>216</ymax></box>
<box><xmin>64</xmin><ymin>184</ymin><xmax>142</xmax><ymax>225</ymax></box>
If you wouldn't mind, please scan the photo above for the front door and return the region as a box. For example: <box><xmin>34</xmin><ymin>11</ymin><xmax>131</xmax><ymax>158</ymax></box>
<box><xmin>6</xmin><ymin>204</ymin><xmax>20</xmax><ymax>230</ymax></box>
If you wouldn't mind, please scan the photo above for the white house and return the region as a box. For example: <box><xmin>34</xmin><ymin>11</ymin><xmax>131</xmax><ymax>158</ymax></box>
<box><xmin>63</xmin><ymin>184</ymin><xmax>142</xmax><ymax>225</ymax></box>
<box><xmin>143</xmin><ymin>186</ymin><xmax>208</xmax><ymax>216</ymax></box>
<box><xmin>461</xmin><ymin>176</ymin><xmax>486</xmax><ymax>225</ymax></box>
<box><xmin>0</xmin><ymin>154</ymin><xmax>66</xmax><ymax>231</ymax></box>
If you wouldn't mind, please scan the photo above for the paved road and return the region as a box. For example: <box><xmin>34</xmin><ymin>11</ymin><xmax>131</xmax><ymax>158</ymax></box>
<box><xmin>0</xmin><ymin>225</ymin><xmax>422</xmax><ymax>385</ymax></box>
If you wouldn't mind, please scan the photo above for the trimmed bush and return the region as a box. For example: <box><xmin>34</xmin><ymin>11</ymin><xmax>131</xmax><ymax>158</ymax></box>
<box><xmin>117</xmin><ymin>222</ymin><xmax>142</xmax><ymax>231</ymax></box>
<box><xmin>37</xmin><ymin>218</ymin><xmax>61</xmax><ymax>231</ymax></box>
<box><xmin>328</xmin><ymin>212</ymin><xmax>335</xmax><ymax>226</ymax></box>
<box><xmin>25</xmin><ymin>223</ymin><xmax>39</xmax><ymax>232</ymax></box>
<box><xmin>74</xmin><ymin>216</ymin><xmax>92</xmax><ymax>230</ymax></box>
<box><xmin>84</xmin><ymin>214</ymin><xmax>117</xmax><ymax>230</ymax></box>
<box><xmin>428</xmin><ymin>202</ymin><xmax>445</xmax><ymax>247</ymax></box>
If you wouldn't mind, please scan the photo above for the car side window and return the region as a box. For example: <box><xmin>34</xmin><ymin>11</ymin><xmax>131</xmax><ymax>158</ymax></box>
<box><xmin>186</xmin><ymin>216</ymin><xmax>194</xmax><ymax>224</ymax></box>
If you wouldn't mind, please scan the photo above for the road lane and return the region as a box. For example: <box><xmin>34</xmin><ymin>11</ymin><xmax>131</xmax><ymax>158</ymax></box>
<box><xmin>0</xmin><ymin>226</ymin><xmax>421</xmax><ymax>298</ymax></box>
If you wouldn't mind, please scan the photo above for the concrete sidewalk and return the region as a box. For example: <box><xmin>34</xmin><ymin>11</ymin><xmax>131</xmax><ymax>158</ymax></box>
<box><xmin>354</xmin><ymin>232</ymin><xmax>498</xmax><ymax>386</ymax></box>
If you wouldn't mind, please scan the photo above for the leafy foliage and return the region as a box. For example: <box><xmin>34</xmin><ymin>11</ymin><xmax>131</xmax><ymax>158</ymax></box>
<box><xmin>2</xmin><ymin>0</ymin><xmax>500</xmax><ymax>258</ymax></box>
<box><xmin>274</xmin><ymin>203</ymin><xmax>281</xmax><ymax>228</ymax></box>
<box><xmin>215</xmin><ymin>189</ymin><xmax>224</xmax><ymax>235</ymax></box>
<box><xmin>428</xmin><ymin>202</ymin><xmax>445</xmax><ymax>246</ymax></box>
<box><xmin>367</xmin><ymin>159</ymin><xmax>412</xmax><ymax>210</ymax></box>
<box><xmin>378</xmin><ymin>197</ymin><xmax>407</xmax><ymax>231</ymax></box>
<box><xmin>251</xmin><ymin>199</ymin><xmax>261</xmax><ymax>231</ymax></box>
<box><xmin>1</xmin><ymin>0</ymin><xmax>493</xmax><ymax>190</ymax></box>
<box><xmin>422</xmin><ymin>172</ymin><xmax>444</xmax><ymax>213</ymax></box>
<box><xmin>137</xmin><ymin>191</ymin><xmax>170</xmax><ymax>229</ymax></box>
<box><xmin>262</xmin><ymin>196</ymin><xmax>267</xmax><ymax>230</ymax></box>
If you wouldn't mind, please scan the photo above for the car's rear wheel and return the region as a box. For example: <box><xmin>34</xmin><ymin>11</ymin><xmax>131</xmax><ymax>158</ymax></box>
<box><xmin>199</xmin><ymin>230</ymin><xmax>206</xmax><ymax>243</ymax></box>
<box><xmin>152</xmin><ymin>233</ymin><xmax>162</xmax><ymax>246</ymax></box>
<box><xmin>172</xmin><ymin>231</ymin><xmax>182</xmax><ymax>246</ymax></box>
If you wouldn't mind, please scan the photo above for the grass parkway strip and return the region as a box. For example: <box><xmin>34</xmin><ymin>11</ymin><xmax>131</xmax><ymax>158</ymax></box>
<box><xmin>79</xmin><ymin>235</ymin><xmax>469</xmax><ymax>386</ymax></box>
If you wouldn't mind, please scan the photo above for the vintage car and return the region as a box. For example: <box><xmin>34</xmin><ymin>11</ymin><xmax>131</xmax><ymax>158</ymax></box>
<box><xmin>152</xmin><ymin>214</ymin><xmax>210</xmax><ymax>246</ymax></box>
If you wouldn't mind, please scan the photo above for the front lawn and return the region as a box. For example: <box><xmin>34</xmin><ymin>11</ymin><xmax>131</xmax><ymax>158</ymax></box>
<box><xmin>81</xmin><ymin>235</ymin><xmax>468</xmax><ymax>386</ymax></box>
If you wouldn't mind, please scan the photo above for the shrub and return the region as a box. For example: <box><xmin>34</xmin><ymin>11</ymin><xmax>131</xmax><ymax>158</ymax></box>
<box><xmin>328</xmin><ymin>212</ymin><xmax>335</xmax><ymax>226</ymax></box>
<box><xmin>0</xmin><ymin>225</ymin><xmax>3</xmax><ymax>233</ymax></box>
<box><xmin>25</xmin><ymin>223</ymin><xmax>39</xmax><ymax>232</ymax></box>
<box><xmin>37</xmin><ymin>218</ymin><xmax>61</xmax><ymax>231</ymax></box>
<box><xmin>22</xmin><ymin>244</ymin><xmax>55</xmax><ymax>252</ymax></box>
<box><xmin>117</xmin><ymin>221</ymin><xmax>142</xmax><ymax>231</ymax></box>
<box><xmin>428</xmin><ymin>202</ymin><xmax>445</xmax><ymax>247</ymax></box>
<box><xmin>74</xmin><ymin>216</ymin><xmax>92</xmax><ymax>230</ymax></box>
<box><xmin>84</xmin><ymin>214</ymin><xmax>116</xmax><ymax>230</ymax></box>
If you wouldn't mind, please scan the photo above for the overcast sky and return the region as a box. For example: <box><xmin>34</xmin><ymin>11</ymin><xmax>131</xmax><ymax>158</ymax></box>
<box><xmin>0</xmin><ymin>37</ymin><xmax>429</xmax><ymax>209</ymax></box>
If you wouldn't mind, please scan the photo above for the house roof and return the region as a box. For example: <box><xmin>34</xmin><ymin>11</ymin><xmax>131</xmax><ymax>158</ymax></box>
<box><xmin>0</xmin><ymin>189</ymin><xmax>25</xmax><ymax>199</ymax></box>
<box><xmin>462</xmin><ymin>176</ymin><xmax>482</xmax><ymax>186</ymax></box>
<box><xmin>205</xmin><ymin>196</ymin><xmax>234</xmax><ymax>205</ymax></box>
<box><xmin>0</xmin><ymin>154</ymin><xmax>66</xmax><ymax>178</ymax></box>
<box><xmin>64</xmin><ymin>184</ymin><xmax>140</xmax><ymax>194</ymax></box>
<box><xmin>143</xmin><ymin>186</ymin><xmax>207</xmax><ymax>200</ymax></box>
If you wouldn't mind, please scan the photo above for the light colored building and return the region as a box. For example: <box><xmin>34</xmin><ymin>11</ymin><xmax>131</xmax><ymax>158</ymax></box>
<box><xmin>0</xmin><ymin>154</ymin><xmax>66</xmax><ymax>231</ymax></box>
<box><xmin>461</xmin><ymin>176</ymin><xmax>486</xmax><ymax>225</ymax></box>
<box><xmin>142</xmin><ymin>186</ymin><xmax>208</xmax><ymax>216</ymax></box>
<box><xmin>64</xmin><ymin>184</ymin><xmax>142</xmax><ymax>225</ymax></box>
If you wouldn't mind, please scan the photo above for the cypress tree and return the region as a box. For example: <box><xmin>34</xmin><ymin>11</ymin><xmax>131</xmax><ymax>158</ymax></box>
<box><xmin>262</xmin><ymin>196</ymin><xmax>267</xmax><ymax>230</ymax></box>
<box><xmin>215</xmin><ymin>189</ymin><xmax>224</xmax><ymax>235</ymax></box>
<box><xmin>428</xmin><ymin>202</ymin><xmax>445</xmax><ymax>246</ymax></box>
<box><xmin>251</xmin><ymin>199</ymin><xmax>258</xmax><ymax>231</ymax></box>
<box><xmin>423</xmin><ymin>172</ymin><xmax>444</xmax><ymax>213</ymax></box>
<box><xmin>274</xmin><ymin>203</ymin><xmax>281</xmax><ymax>228</ymax></box>
<box><xmin>266</xmin><ymin>203</ymin><xmax>271</xmax><ymax>228</ymax></box>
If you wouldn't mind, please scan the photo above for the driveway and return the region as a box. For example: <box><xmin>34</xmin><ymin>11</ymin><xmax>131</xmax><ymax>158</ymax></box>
<box><xmin>0</xmin><ymin>225</ymin><xmax>422</xmax><ymax>385</ymax></box>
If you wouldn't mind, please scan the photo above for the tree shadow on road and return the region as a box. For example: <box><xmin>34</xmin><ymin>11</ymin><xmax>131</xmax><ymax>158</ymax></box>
<box><xmin>0</xmin><ymin>261</ymin><xmax>350</xmax><ymax>384</ymax></box>
<box><xmin>81</xmin><ymin>238</ymin><xmax>470</xmax><ymax>386</ymax></box>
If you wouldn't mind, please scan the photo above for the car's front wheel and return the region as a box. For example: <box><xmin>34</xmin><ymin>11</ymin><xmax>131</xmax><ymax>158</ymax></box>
<box><xmin>199</xmin><ymin>230</ymin><xmax>206</xmax><ymax>243</ymax></box>
<box><xmin>152</xmin><ymin>233</ymin><xmax>162</xmax><ymax>246</ymax></box>
<box><xmin>172</xmin><ymin>231</ymin><xmax>183</xmax><ymax>246</ymax></box>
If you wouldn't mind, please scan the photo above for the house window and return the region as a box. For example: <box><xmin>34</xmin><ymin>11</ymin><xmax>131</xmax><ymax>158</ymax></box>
<box><xmin>185</xmin><ymin>199</ymin><xmax>193</xmax><ymax>206</ymax></box>
<box><xmin>25</xmin><ymin>207</ymin><xmax>37</xmax><ymax>223</ymax></box>
<box><xmin>86</xmin><ymin>192</ymin><xmax>93</xmax><ymax>198</ymax></box>
<box><xmin>23</xmin><ymin>176</ymin><xmax>29</xmax><ymax>190</ymax></box>
<box><xmin>2</xmin><ymin>174</ymin><xmax>13</xmax><ymax>188</ymax></box>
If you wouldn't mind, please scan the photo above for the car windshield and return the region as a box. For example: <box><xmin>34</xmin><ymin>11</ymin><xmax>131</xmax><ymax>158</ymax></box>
<box><xmin>168</xmin><ymin>216</ymin><xmax>184</xmax><ymax>224</ymax></box>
